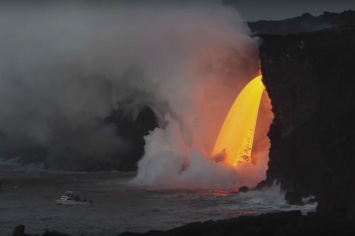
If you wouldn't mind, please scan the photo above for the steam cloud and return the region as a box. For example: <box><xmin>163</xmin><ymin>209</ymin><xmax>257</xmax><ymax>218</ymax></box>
<box><xmin>0</xmin><ymin>1</ymin><xmax>269</xmax><ymax>187</ymax></box>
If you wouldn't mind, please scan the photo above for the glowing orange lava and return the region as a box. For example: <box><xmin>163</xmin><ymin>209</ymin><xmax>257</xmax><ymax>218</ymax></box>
<box><xmin>212</xmin><ymin>75</ymin><xmax>265</xmax><ymax>166</ymax></box>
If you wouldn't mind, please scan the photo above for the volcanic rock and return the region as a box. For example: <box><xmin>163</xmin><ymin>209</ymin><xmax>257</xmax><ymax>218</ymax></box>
<box><xmin>259</xmin><ymin>19</ymin><xmax>355</xmax><ymax>218</ymax></box>
<box><xmin>223</xmin><ymin>3</ymin><xmax>355</xmax><ymax>35</ymax></box>
<box><xmin>12</xmin><ymin>225</ymin><xmax>25</xmax><ymax>236</ymax></box>
<box><xmin>12</xmin><ymin>225</ymin><xmax>38</xmax><ymax>236</ymax></box>
<box><xmin>12</xmin><ymin>211</ymin><xmax>355</xmax><ymax>236</ymax></box>
<box><xmin>285</xmin><ymin>191</ymin><xmax>303</xmax><ymax>205</ymax></box>
<box><xmin>117</xmin><ymin>211</ymin><xmax>355</xmax><ymax>236</ymax></box>
<box><xmin>238</xmin><ymin>185</ymin><xmax>249</xmax><ymax>193</ymax></box>
<box><xmin>248</xmin><ymin>12</ymin><xmax>331</xmax><ymax>35</ymax></box>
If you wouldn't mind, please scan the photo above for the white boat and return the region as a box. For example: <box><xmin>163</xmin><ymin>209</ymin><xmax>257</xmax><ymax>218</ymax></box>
<box><xmin>55</xmin><ymin>191</ymin><xmax>92</xmax><ymax>205</ymax></box>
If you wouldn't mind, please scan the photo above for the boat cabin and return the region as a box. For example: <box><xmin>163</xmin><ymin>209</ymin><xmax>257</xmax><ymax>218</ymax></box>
<box><xmin>61</xmin><ymin>191</ymin><xmax>75</xmax><ymax>200</ymax></box>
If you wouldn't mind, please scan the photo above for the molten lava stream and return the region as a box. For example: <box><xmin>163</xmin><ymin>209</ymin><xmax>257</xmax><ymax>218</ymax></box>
<box><xmin>212</xmin><ymin>75</ymin><xmax>264</xmax><ymax>166</ymax></box>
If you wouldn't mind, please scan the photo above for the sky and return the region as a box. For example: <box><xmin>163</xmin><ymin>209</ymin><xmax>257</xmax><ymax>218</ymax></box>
<box><xmin>224</xmin><ymin>0</ymin><xmax>355</xmax><ymax>21</ymax></box>
<box><xmin>1</xmin><ymin>0</ymin><xmax>354</xmax><ymax>22</ymax></box>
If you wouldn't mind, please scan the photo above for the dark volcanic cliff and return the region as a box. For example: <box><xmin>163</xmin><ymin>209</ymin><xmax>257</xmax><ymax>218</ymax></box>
<box><xmin>259</xmin><ymin>25</ymin><xmax>355</xmax><ymax>218</ymax></box>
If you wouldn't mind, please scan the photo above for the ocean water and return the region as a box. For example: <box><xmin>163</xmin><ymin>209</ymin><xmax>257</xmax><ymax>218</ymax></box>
<box><xmin>0</xmin><ymin>158</ymin><xmax>317</xmax><ymax>236</ymax></box>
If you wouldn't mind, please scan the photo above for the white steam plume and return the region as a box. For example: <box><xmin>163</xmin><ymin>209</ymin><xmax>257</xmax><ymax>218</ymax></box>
<box><xmin>0</xmin><ymin>1</ymin><xmax>267</xmax><ymax>186</ymax></box>
<box><xmin>122</xmin><ymin>2</ymin><xmax>267</xmax><ymax>188</ymax></box>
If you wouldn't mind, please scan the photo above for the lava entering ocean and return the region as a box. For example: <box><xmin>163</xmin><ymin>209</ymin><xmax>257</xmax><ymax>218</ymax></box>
<box><xmin>133</xmin><ymin>73</ymin><xmax>273</xmax><ymax>189</ymax></box>
<box><xmin>212</xmin><ymin>75</ymin><xmax>264</xmax><ymax>167</ymax></box>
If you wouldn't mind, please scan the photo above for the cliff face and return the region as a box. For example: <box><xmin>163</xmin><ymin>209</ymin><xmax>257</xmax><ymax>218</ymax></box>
<box><xmin>259</xmin><ymin>25</ymin><xmax>355</xmax><ymax>218</ymax></box>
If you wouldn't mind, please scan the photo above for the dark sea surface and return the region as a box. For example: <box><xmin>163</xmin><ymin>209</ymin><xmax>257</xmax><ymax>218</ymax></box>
<box><xmin>0</xmin><ymin>158</ymin><xmax>316</xmax><ymax>236</ymax></box>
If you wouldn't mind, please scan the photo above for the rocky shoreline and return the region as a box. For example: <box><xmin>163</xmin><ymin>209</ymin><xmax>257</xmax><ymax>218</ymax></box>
<box><xmin>12</xmin><ymin>210</ymin><xmax>355</xmax><ymax>236</ymax></box>
<box><xmin>259</xmin><ymin>16</ymin><xmax>355</xmax><ymax>218</ymax></box>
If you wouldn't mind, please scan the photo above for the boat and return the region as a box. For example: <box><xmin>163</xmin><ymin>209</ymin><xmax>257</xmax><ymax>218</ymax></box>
<box><xmin>55</xmin><ymin>191</ymin><xmax>92</xmax><ymax>205</ymax></box>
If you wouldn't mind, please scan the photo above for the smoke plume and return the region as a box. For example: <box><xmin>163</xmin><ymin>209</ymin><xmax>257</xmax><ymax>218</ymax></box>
<box><xmin>0</xmin><ymin>1</ymin><xmax>269</xmax><ymax>187</ymax></box>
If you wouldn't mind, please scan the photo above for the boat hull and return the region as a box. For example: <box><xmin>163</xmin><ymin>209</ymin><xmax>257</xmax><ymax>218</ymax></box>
<box><xmin>55</xmin><ymin>199</ymin><xmax>92</xmax><ymax>205</ymax></box>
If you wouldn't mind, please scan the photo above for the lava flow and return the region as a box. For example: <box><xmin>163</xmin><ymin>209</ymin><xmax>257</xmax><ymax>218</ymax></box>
<box><xmin>212</xmin><ymin>75</ymin><xmax>265</xmax><ymax>166</ymax></box>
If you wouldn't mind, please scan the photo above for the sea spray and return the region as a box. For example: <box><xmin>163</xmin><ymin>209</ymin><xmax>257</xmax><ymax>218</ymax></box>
<box><xmin>0</xmin><ymin>1</ymin><xmax>257</xmax><ymax>170</ymax></box>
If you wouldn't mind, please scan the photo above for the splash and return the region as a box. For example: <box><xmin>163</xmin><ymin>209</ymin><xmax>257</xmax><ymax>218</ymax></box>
<box><xmin>212</xmin><ymin>75</ymin><xmax>264</xmax><ymax>166</ymax></box>
<box><xmin>132</xmin><ymin>75</ymin><xmax>272</xmax><ymax>189</ymax></box>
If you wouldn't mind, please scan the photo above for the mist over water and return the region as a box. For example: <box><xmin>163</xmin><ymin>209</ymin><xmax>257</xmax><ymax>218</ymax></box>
<box><xmin>0</xmin><ymin>1</ymin><xmax>271</xmax><ymax>188</ymax></box>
